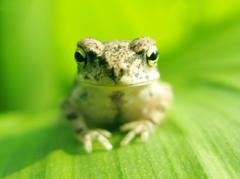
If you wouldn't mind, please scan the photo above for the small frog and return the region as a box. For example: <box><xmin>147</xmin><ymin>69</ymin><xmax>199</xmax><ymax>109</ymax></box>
<box><xmin>63</xmin><ymin>37</ymin><xmax>172</xmax><ymax>153</ymax></box>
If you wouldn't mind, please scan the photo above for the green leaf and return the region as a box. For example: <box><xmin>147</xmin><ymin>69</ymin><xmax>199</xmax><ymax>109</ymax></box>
<box><xmin>1</xmin><ymin>22</ymin><xmax>240</xmax><ymax>179</ymax></box>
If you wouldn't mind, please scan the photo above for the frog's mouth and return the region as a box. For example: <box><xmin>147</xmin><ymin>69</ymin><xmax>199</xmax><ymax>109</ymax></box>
<box><xmin>77</xmin><ymin>78</ymin><xmax>160</xmax><ymax>88</ymax></box>
<box><xmin>79</xmin><ymin>79</ymin><xmax>159</xmax><ymax>88</ymax></box>
<box><xmin>78</xmin><ymin>67</ymin><xmax>160</xmax><ymax>87</ymax></box>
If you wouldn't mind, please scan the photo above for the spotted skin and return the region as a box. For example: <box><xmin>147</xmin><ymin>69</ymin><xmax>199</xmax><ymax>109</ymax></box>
<box><xmin>63</xmin><ymin>37</ymin><xmax>173</xmax><ymax>152</ymax></box>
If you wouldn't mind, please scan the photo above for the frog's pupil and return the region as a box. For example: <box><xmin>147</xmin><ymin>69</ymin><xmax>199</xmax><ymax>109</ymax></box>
<box><xmin>75</xmin><ymin>51</ymin><xmax>85</xmax><ymax>62</ymax></box>
<box><xmin>148</xmin><ymin>51</ymin><xmax>158</xmax><ymax>61</ymax></box>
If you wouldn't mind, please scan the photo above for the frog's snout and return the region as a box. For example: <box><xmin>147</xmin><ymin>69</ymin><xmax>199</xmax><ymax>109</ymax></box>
<box><xmin>108</xmin><ymin>66</ymin><xmax>132</xmax><ymax>85</ymax></box>
<box><xmin>119</xmin><ymin>75</ymin><xmax>133</xmax><ymax>85</ymax></box>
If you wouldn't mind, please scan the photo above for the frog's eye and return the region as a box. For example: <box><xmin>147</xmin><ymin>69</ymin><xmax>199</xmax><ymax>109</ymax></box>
<box><xmin>75</xmin><ymin>48</ymin><xmax>86</xmax><ymax>63</ymax></box>
<box><xmin>146</xmin><ymin>46</ymin><xmax>159</xmax><ymax>66</ymax></box>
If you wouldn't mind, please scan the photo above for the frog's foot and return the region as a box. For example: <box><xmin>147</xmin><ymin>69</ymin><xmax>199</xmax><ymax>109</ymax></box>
<box><xmin>120</xmin><ymin>120</ymin><xmax>155</xmax><ymax>146</ymax></box>
<box><xmin>78</xmin><ymin>129</ymin><xmax>112</xmax><ymax>153</ymax></box>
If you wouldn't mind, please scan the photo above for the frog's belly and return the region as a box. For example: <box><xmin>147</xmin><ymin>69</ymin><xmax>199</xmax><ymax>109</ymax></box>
<box><xmin>73</xmin><ymin>84</ymin><xmax>149</xmax><ymax>128</ymax></box>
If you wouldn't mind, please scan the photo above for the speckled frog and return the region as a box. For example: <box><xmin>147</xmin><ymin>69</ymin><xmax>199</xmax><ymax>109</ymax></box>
<box><xmin>63</xmin><ymin>37</ymin><xmax>173</xmax><ymax>152</ymax></box>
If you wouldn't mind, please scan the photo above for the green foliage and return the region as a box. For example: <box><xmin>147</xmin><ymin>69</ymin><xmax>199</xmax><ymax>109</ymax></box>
<box><xmin>0</xmin><ymin>0</ymin><xmax>240</xmax><ymax>112</ymax></box>
<box><xmin>0</xmin><ymin>20</ymin><xmax>240</xmax><ymax>179</ymax></box>
<box><xmin>0</xmin><ymin>0</ymin><xmax>240</xmax><ymax>178</ymax></box>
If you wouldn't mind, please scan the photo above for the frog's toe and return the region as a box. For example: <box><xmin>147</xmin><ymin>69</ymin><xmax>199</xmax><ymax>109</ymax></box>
<box><xmin>97</xmin><ymin>129</ymin><xmax>112</xmax><ymax>138</ymax></box>
<box><xmin>120</xmin><ymin>121</ymin><xmax>141</xmax><ymax>131</ymax></box>
<box><xmin>140</xmin><ymin>130</ymin><xmax>149</xmax><ymax>141</ymax></box>
<box><xmin>120</xmin><ymin>120</ymin><xmax>154</xmax><ymax>146</ymax></box>
<box><xmin>82</xmin><ymin>130</ymin><xmax>112</xmax><ymax>153</ymax></box>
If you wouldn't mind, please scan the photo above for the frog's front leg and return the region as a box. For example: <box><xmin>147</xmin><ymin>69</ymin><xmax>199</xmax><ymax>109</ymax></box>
<box><xmin>120</xmin><ymin>120</ymin><xmax>155</xmax><ymax>146</ymax></box>
<box><xmin>120</xmin><ymin>82</ymin><xmax>173</xmax><ymax>146</ymax></box>
<box><xmin>67</xmin><ymin>113</ymin><xmax>112</xmax><ymax>152</ymax></box>
<box><xmin>79</xmin><ymin>128</ymin><xmax>112</xmax><ymax>153</ymax></box>
<box><xmin>64</xmin><ymin>102</ymin><xmax>112</xmax><ymax>153</ymax></box>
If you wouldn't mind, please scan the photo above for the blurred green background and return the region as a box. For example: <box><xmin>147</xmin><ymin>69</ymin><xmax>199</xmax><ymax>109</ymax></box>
<box><xmin>0</xmin><ymin>0</ymin><xmax>240</xmax><ymax>178</ymax></box>
<box><xmin>0</xmin><ymin>0</ymin><xmax>239</xmax><ymax>113</ymax></box>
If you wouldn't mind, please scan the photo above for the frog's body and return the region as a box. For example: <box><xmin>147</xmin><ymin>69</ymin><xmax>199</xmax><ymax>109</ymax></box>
<box><xmin>63</xmin><ymin>37</ymin><xmax>172</xmax><ymax>152</ymax></box>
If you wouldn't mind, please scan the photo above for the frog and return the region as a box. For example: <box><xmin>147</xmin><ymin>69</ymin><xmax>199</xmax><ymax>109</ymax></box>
<box><xmin>63</xmin><ymin>37</ymin><xmax>173</xmax><ymax>153</ymax></box>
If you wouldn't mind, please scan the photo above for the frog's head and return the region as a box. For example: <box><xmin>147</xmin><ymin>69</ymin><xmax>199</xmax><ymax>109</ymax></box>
<box><xmin>74</xmin><ymin>37</ymin><xmax>160</xmax><ymax>86</ymax></box>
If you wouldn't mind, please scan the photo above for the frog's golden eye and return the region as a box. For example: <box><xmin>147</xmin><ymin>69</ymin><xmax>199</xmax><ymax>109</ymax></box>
<box><xmin>146</xmin><ymin>46</ymin><xmax>159</xmax><ymax>66</ymax></box>
<box><xmin>75</xmin><ymin>48</ymin><xmax>86</xmax><ymax>63</ymax></box>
